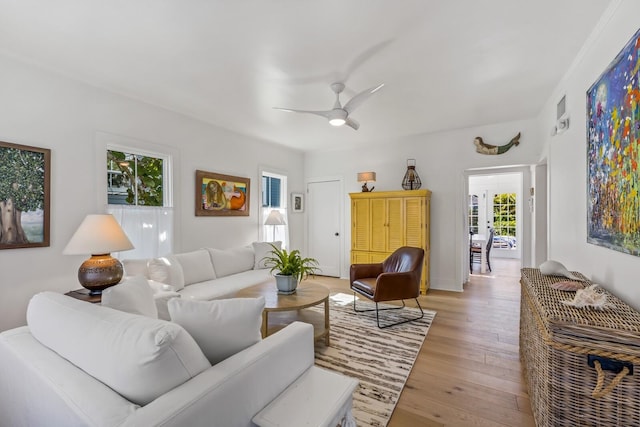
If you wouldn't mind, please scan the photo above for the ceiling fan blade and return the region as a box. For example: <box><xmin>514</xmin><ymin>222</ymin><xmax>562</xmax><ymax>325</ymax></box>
<box><xmin>343</xmin><ymin>83</ymin><xmax>384</xmax><ymax>114</ymax></box>
<box><xmin>273</xmin><ymin>107</ymin><xmax>331</xmax><ymax>119</ymax></box>
<box><xmin>345</xmin><ymin>117</ymin><xmax>360</xmax><ymax>130</ymax></box>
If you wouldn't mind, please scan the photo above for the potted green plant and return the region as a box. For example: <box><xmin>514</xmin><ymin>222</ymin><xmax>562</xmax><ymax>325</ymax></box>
<box><xmin>263</xmin><ymin>243</ymin><xmax>320</xmax><ymax>294</ymax></box>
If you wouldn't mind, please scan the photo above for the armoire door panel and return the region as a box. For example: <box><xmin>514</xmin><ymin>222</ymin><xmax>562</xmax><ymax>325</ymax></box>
<box><xmin>424</xmin><ymin>199</ymin><xmax>431</xmax><ymax>250</ymax></box>
<box><xmin>370</xmin><ymin>198</ymin><xmax>387</xmax><ymax>252</ymax></box>
<box><xmin>370</xmin><ymin>252</ymin><xmax>389</xmax><ymax>263</ymax></box>
<box><xmin>386</xmin><ymin>198</ymin><xmax>404</xmax><ymax>251</ymax></box>
<box><xmin>404</xmin><ymin>197</ymin><xmax>424</xmax><ymax>248</ymax></box>
<box><xmin>351</xmin><ymin>251</ymin><xmax>371</xmax><ymax>264</ymax></box>
<box><xmin>352</xmin><ymin>199</ymin><xmax>370</xmax><ymax>251</ymax></box>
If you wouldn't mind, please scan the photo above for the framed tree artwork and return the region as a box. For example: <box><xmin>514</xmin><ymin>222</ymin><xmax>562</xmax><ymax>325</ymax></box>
<box><xmin>0</xmin><ymin>141</ymin><xmax>51</xmax><ymax>249</ymax></box>
<box><xmin>195</xmin><ymin>170</ymin><xmax>250</xmax><ymax>216</ymax></box>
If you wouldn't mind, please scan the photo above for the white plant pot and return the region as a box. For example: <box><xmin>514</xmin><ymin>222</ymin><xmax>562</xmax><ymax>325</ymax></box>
<box><xmin>275</xmin><ymin>274</ymin><xmax>298</xmax><ymax>295</ymax></box>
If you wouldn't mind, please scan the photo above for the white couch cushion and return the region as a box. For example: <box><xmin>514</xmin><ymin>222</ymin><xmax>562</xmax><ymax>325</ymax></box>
<box><xmin>101</xmin><ymin>276</ymin><xmax>158</xmax><ymax>318</ymax></box>
<box><xmin>148</xmin><ymin>256</ymin><xmax>186</xmax><ymax>291</ymax></box>
<box><xmin>207</xmin><ymin>246</ymin><xmax>255</xmax><ymax>278</ymax></box>
<box><xmin>146</xmin><ymin>279</ymin><xmax>176</xmax><ymax>293</ymax></box>
<box><xmin>121</xmin><ymin>258</ymin><xmax>149</xmax><ymax>277</ymax></box>
<box><xmin>174</xmin><ymin>249</ymin><xmax>216</xmax><ymax>285</ymax></box>
<box><xmin>178</xmin><ymin>269</ymin><xmax>272</xmax><ymax>300</ymax></box>
<box><xmin>168</xmin><ymin>297</ymin><xmax>265</xmax><ymax>365</ymax></box>
<box><xmin>27</xmin><ymin>292</ymin><xmax>210</xmax><ymax>406</ymax></box>
<box><xmin>252</xmin><ymin>241</ymin><xmax>281</xmax><ymax>269</ymax></box>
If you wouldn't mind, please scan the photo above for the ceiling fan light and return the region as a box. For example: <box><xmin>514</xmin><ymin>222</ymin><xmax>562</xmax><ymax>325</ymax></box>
<box><xmin>328</xmin><ymin>109</ymin><xmax>347</xmax><ymax>126</ymax></box>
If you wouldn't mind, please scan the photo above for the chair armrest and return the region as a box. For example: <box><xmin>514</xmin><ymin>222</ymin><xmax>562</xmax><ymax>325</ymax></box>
<box><xmin>152</xmin><ymin>290</ymin><xmax>181</xmax><ymax>321</ymax></box>
<box><xmin>350</xmin><ymin>263</ymin><xmax>383</xmax><ymax>284</ymax></box>
<box><xmin>374</xmin><ymin>271</ymin><xmax>420</xmax><ymax>301</ymax></box>
<box><xmin>147</xmin><ymin>279</ymin><xmax>176</xmax><ymax>293</ymax></box>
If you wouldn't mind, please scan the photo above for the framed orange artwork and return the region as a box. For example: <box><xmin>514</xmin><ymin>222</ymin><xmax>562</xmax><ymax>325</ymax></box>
<box><xmin>195</xmin><ymin>170</ymin><xmax>250</xmax><ymax>216</ymax></box>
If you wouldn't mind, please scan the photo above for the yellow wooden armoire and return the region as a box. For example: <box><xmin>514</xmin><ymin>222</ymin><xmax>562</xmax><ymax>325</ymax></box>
<box><xmin>349</xmin><ymin>189</ymin><xmax>431</xmax><ymax>293</ymax></box>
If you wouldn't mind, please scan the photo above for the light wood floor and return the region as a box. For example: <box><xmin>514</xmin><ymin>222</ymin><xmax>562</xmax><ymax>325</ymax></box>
<box><xmin>318</xmin><ymin>258</ymin><xmax>535</xmax><ymax>426</ymax></box>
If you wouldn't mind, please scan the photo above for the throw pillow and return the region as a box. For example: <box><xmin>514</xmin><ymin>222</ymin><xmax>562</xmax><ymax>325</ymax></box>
<box><xmin>173</xmin><ymin>249</ymin><xmax>217</xmax><ymax>285</ymax></box>
<box><xmin>168</xmin><ymin>296</ymin><xmax>265</xmax><ymax>365</ymax></box>
<box><xmin>101</xmin><ymin>275</ymin><xmax>158</xmax><ymax>318</ymax></box>
<box><xmin>207</xmin><ymin>246</ymin><xmax>255</xmax><ymax>277</ymax></box>
<box><xmin>148</xmin><ymin>256</ymin><xmax>186</xmax><ymax>291</ymax></box>
<box><xmin>27</xmin><ymin>292</ymin><xmax>210</xmax><ymax>406</ymax></box>
<box><xmin>252</xmin><ymin>241</ymin><xmax>282</xmax><ymax>269</ymax></box>
<box><xmin>121</xmin><ymin>258</ymin><xmax>149</xmax><ymax>277</ymax></box>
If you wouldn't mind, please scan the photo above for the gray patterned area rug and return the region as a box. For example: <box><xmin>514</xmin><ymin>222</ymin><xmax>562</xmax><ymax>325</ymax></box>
<box><xmin>312</xmin><ymin>295</ymin><xmax>436</xmax><ymax>427</ymax></box>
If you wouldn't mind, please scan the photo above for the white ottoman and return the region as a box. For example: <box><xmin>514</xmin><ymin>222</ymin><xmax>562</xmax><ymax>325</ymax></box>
<box><xmin>252</xmin><ymin>366</ymin><xmax>358</xmax><ymax>427</ymax></box>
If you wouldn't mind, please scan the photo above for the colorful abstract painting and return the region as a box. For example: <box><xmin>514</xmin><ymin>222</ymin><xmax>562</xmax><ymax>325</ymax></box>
<box><xmin>587</xmin><ymin>27</ymin><xmax>640</xmax><ymax>255</ymax></box>
<box><xmin>195</xmin><ymin>170</ymin><xmax>250</xmax><ymax>216</ymax></box>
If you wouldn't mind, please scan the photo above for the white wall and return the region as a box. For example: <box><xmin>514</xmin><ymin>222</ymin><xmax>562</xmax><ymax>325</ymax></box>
<box><xmin>537</xmin><ymin>0</ymin><xmax>640</xmax><ymax>310</ymax></box>
<box><xmin>305</xmin><ymin>119</ymin><xmax>544</xmax><ymax>291</ymax></box>
<box><xmin>0</xmin><ymin>55</ymin><xmax>304</xmax><ymax>331</ymax></box>
<box><xmin>532</xmin><ymin>163</ymin><xmax>548</xmax><ymax>267</ymax></box>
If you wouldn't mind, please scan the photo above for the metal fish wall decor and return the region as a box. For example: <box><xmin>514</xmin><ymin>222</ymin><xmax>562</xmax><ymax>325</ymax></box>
<box><xmin>473</xmin><ymin>132</ymin><xmax>521</xmax><ymax>155</ymax></box>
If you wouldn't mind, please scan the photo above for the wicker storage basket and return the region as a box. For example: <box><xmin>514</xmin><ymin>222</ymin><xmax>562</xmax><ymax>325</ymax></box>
<box><xmin>520</xmin><ymin>268</ymin><xmax>640</xmax><ymax>426</ymax></box>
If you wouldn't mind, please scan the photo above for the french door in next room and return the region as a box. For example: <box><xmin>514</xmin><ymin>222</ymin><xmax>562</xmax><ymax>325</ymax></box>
<box><xmin>307</xmin><ymin>179</ymin><xmax>342</xmax><ymax>277</ymax></box>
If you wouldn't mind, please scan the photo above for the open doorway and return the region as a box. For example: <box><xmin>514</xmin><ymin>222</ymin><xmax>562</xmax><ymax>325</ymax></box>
<box><xmin>466</xmin><ymin>170</ymin><xmax>525</xmax><ymax>278</ymax></box>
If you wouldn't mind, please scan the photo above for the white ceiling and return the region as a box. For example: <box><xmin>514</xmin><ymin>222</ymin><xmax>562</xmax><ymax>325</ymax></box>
<box><xmin>0</xmin><ymin>1</ymin><xmax>612</xmax><ymax>152</ymax></box>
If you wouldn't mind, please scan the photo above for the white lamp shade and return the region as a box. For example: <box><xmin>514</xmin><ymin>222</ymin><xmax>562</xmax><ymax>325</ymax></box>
<box><xmin>264</xmin><ymin>210</ymin><xmax>286</xmax><ymax>226</ymax></box>
<box><xmin>357</xmin><ymin>172</ymin><xmax>376</xmax><ymax>183</ymax></box>
<box><xmin>63</xmin><ymin>214</ymin><xmax>134</xmax><ymax>255</ymax></box>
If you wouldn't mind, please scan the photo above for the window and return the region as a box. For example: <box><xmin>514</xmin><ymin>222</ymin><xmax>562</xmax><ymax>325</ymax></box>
<box><xmin>262</xmin><ymin>175</ymin><xmax>281</xmax><ymax>208</ymax></box>
<box><xmin>107</xmin><ymin>150</ymin><xmax>164</xmax><ymax>206</ymax></box>
<box><xmin>468</xmin><ymin>194</ymin><xmax>479</xmax><ymax>235</ymax></box>
<box><xmin>492</xmin><ymin>193</ymin><xmax>517</xmax><ymax>248</ymax></box>
<box><xmin>261</xmin><ymin>170</ymin><xmax>288</xmax><ymax>247</ymax></box>
<box><xmin>106</xmin><ymin>145</ymin><xmax>173</xmax><ymax>259</ymax></box>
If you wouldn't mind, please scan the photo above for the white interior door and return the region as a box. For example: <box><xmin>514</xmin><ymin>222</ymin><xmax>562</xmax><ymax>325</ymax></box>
<box><xmin>307</xmin><ymin>179</ymin><xmax>342</xmax><ymax>277</ymax></box>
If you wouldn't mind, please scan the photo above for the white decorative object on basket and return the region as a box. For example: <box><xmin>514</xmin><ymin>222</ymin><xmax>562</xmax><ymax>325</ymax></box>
<box><xmin>549</xmin><ymin>280</ymin><xmax>584</xmax><ymax>292</ymax></box>
<box><xmin>539</xmin><ymin>260</ymin><xmax>582</xmax><ymax>281</ymax></box>
<box><xmin>562</xmin><ymin>284</ymin><xmax>615</xmax><ymax>310</ymax></box>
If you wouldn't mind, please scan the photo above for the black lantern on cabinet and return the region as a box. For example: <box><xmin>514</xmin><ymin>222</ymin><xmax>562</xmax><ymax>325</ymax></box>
<box><xmin>401</xmin><ymin>159</ymin><xmax>421</xmax><ymax>190</ymax></box>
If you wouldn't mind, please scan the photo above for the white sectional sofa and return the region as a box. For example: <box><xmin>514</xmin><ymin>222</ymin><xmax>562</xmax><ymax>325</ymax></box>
<box><xmin>123</xmin><ymin>242</ymin><xmax>279</xmax><ymax>319</ymax></box>
<box><xmin>0</xmin><ymin>291</ymin><xmax>315</xmax><ymax>427</ymax></box>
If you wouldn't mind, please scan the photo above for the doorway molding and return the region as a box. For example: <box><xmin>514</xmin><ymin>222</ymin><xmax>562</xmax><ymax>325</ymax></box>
<box><xmin>461</xmin><ymin>165</ymin><xmax>532</xmax><ymax>286</ymax></box>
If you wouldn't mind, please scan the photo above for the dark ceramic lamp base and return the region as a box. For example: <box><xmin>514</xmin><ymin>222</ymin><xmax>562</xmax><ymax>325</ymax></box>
<box><xmin>78</xmin><ymin>254</ymin><xmax>124</xmax><ymax>295</ymax></box>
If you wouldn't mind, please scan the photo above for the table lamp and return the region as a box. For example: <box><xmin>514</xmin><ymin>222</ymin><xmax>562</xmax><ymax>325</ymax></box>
<box><xmin>264</xmin><ymin>210</ymin><xmax>286</xmax><ymax>242</ymax></box>
<box><xmin>63</xmin><ymin>214</ymin><xmax>134</xmax><ymax>295</ymax></box>
<box><xmin>357</xmin><ymin>172</ymin><xmax>376</xmax><ymax>192</ymax></box>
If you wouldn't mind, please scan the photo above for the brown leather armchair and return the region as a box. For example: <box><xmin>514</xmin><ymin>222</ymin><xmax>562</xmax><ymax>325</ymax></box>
<box><xmin>350</xmin><ymin>246</ymin><xmax>425</xmax><ymax>328</ymax></box>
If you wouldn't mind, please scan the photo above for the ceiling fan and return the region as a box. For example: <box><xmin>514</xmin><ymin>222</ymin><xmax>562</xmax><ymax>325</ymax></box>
<box><xmin>274</xmin><ymin>82</ymin><xmax>384</xmax><ymax>130</ymax></box>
